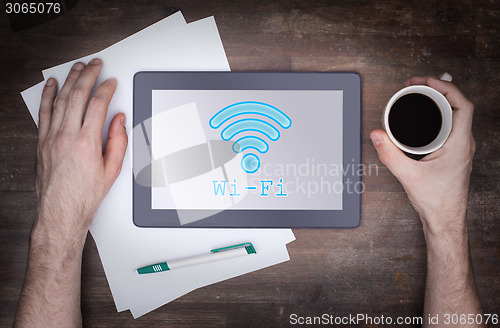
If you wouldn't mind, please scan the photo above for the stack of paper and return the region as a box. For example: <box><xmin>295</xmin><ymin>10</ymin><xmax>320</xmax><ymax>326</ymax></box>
<box><xmin>21</xmin><ymin>12</ymin><xmax>295</xmax><ymax>318</ymax></box>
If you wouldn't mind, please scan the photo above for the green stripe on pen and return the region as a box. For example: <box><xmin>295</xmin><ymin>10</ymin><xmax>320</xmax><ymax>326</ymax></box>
<box><xmin>211</xmin><ymin>242</ymin><xmax>256</xmax><ymax>254</ymax></box>
<box><xmin>137</xmin><ymin>262</ymin><xmax>170</xmax><ymax>274</ymax></box>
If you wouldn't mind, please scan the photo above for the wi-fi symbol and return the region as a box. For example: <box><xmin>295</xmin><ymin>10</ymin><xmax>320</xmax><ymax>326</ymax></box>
<box><xmin>209</xmin><ymin>101</ymin><xmax>292</xmax><ymax>173</ymax></box>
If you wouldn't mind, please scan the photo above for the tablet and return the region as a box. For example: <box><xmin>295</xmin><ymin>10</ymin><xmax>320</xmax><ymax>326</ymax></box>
<box><xmin>133</xmin><ymin>72</ymin><xmax>361</xmax><ymax>228</ymax></box>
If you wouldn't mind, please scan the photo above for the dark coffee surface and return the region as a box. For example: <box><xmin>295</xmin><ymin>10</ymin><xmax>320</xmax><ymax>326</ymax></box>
<box><xmin>388</xmin><ymin>93</ymin><xmax>442</xmax><ymax>147</ymax></box>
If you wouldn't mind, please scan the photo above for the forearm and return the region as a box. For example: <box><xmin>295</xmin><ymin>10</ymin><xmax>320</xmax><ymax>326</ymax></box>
<box><xmin>14</xmin><ymin>220</ymin><xmax>87</xmax><ymax>328</ymax></box>
<box><xmin>422</xmin><ymin>213</ymin><xmax>484</xmax><ymax>327</ymax></box>
<box><xmin>14</xmin><ymin>60</ymin><xmax>126</xmax><ymax>326</ymax></box>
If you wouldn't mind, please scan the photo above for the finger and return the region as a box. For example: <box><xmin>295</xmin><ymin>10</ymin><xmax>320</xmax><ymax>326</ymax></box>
<box><xmin>370</xmin><ymin>129</ymin><xmax>416</xmax><ymax>180</ymax></box>
<box><xmin>405</xmin><ymin>76</ymin><xmax>428</xmax><ymax>86</ymax></box>
<box><xmin>48</xmin><ymin>62</ymin><xmax>85</xmax><ymax>135</ymax></box>
<box><xmin>405</xmin><ymin>76</ymin><xmax>474</xmax><ymax>134</ymax></box>
<box><xmin>61</xmin><ymin>58</ymin><xmax>104</xmax><ymax>131</ymax></box>
<box><xmin>82</xmin><ymin>78</ymin><xmax>117</xmax><ymax>137</ymax></box>
<box><xmin>425</xmin><ymin>77</ymin><xmax>474</xmax><ymax>135</ymax></box>
<box><xmin>38</xmin><ymin>78</ymin><xmax>58</xmax><ymax>146</ymax></box>
<box><xmin>103</xmin><ymin>113</ymin><xmax>128</xmax><ymax>189</ymax></box>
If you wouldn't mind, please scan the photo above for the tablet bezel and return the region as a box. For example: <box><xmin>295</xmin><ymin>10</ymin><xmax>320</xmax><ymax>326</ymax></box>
<box><xmin>133</xmin><ymin>72</ymin><xmax>361</xmax><ymax>228</ymax></box>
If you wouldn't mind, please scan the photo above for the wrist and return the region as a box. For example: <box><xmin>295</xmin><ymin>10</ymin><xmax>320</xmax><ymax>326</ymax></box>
<box><xmin>421</xmin><ymin>212</ymin><xmax>469</xmax><ymax>255</ymax></box>
<box><xmin>419</xmin><ymin>205</ymin><xmax>468</xmax><ymax>236</ymax></box>
<box><xmin>27</xmin><ymin>226</ymin><xmax>86</xmax><ymax>285</ymax></box>
<box><xmin>35</xmin><ymin>200</ymin><xmax>91</xmax><ymax>239</ymax></box>
<box><xmin>31</xmin><ymin>214</ymin><xmax>88</xmax><ymax>253</ymax></box>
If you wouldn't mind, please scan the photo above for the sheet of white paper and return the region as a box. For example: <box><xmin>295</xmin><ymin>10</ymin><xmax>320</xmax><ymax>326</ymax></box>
<box><xmin>20</xmin><ymin>12</ymin><xmax>296</xmax><ymax>318</ymax></box>
<box><xmin>130</xmin><ymin>241</ymin><xmax>293</xmax><ymax>318</ymax></box>
<box><xmin>20</xmin><ymin>81</ymin><xmax>45</xmax><ymax>126</ymax></box>
<box><xmin>22</xmin><ymin>11</ymin><xmax>188</xmax><ymax>126</ymax></box>
<box><xmin>41</xmin><ymin>11</ymin><xmax>187</xmax><ymax>82</ymax></box>
<box><xmin>186</xmin><ymin>16</ymin><xmax>230</xmax><ymax>71</ymax></box>
<box><xmin>41</xmin><ymin>13</ymin><xmax>199</xmax><ymax>145</ymax></box>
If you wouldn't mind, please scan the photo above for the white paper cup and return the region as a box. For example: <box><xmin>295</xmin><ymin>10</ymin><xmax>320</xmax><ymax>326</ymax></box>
<box><xmin>383</xmin><ymin>85</ymin><xmax>452</xmax><ymax>155</ymax></box>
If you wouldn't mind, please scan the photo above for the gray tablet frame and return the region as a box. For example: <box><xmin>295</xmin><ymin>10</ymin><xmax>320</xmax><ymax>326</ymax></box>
<box><xmin>133</xmin><ymin>72</ymin><xmax>361</xmax><ymax>228</ymax></box>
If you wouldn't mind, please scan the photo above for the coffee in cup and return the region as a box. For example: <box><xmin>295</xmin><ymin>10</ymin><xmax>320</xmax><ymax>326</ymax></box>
<box><xmin>383</xmin><ymin>82</ymin><xmax>452</xmax><ymax>155</ymax></box>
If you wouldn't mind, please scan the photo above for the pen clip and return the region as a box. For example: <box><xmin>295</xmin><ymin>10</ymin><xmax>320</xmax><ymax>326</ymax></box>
<box><xmin>211</xmin><ymin>242</ymin><xmax>256</xmax><ymax>254</ymax></box>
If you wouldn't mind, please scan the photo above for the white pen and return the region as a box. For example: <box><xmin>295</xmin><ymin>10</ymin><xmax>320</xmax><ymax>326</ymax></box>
<box><xmin>136</xmin><ymin>242</ymin><xmax>256</xmax><ymax>274</ymax></box>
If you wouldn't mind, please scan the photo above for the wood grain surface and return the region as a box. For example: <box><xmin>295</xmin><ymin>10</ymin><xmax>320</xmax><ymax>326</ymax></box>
<box><xmin>1</xmin><ymin>1</ymin><xmax>499</xmax><ymax>327</ymax></box>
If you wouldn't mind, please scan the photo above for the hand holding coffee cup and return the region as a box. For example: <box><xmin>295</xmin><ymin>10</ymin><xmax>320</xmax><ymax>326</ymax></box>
<box><xmin>383</xmin><ymin>73</ymin><xmax>453</xmax><ymax>155</ymax></box>
<box><xmin>371</xmin><ymin>75</ymin><xmax>475</xmax><ymax>231</ymax></box>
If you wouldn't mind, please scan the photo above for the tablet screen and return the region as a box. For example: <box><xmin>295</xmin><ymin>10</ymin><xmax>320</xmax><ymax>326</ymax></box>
<box><xmin>150</xmin><ymin>90</ymin><xmax>343</xmax><ymax>211</ymax></box>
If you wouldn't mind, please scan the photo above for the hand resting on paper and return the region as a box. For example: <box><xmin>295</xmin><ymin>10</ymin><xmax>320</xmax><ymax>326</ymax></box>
<box><xmin>371</xmin><ymin>77</ymin><xmax>484</xmax><ymax>327</ymax></box>
<box><xmin>14</xmin><ymin>58</ymin><xmax>127</xmax><ymax>327</ymax></box>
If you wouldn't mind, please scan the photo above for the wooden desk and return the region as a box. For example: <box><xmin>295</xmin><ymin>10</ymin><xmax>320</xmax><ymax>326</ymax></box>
<box><xmin>1</xmin><ymin>1</ymin><xmax>499</xmax><ymax>326</ymax></box>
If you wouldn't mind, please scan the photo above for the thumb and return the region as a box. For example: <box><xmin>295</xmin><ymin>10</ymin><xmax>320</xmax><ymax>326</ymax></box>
<box><xmin>103</xmin><ymin>113</ymin><xmax>128</xmax><ymax>189</ymax></box>
<box><xmin>370</xmin><ymin>129</ymin><xmax>415</xmax><ymax>179</ymax></box>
